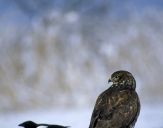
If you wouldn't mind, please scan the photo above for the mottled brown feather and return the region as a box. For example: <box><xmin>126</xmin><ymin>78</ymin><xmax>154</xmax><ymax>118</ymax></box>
<box><xmin>89</xmin><ymin>71</ymin><xmax>140</xmax><ymax>128</ymax></box>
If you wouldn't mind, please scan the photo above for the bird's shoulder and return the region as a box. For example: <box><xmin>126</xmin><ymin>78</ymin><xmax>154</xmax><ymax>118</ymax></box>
<box><xmin>96</xmin><ymin>88</ymin><xmax>139</xmax><ymax>106</ymax></box>
<box><xmin>90</xmin><ymin>89</ymin><xmax>140</xmax><ymax>128</ymax></box>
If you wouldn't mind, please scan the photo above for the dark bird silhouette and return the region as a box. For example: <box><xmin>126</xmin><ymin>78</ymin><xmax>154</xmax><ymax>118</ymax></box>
<box><xmin>89</xmin><ymin>70</ymin><xmax>140</xmax><ymax>128</ymax></box>
<box><xmin>19</xmin><ymin>121</ymin><xmax>70</xmax><ymax>128</ymax></box>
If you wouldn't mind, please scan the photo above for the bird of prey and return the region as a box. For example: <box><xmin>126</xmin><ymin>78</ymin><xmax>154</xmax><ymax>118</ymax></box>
<box><xmin>89</xmin><ymin>70</ymin><xmax>140</xmax><ymax>128</ymax></box>
<box><xmin>18</xmin><ymin>121</ymin><xmax>70</xmax><ymax>128</ymax></box>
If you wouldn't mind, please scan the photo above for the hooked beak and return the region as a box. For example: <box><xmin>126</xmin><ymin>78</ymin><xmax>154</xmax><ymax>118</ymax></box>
<box><xmin>108</xmin><ymin>78</ymin><xmax>113</xmax><ymax>86</ymax></box>
<box><xmin>108</xmin><ymin>79</ymin><xmax>112</xmax><ymax>83</ymax></box>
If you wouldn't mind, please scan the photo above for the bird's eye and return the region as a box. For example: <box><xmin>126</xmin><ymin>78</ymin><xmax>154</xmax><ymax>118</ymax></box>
<box><xmin>115</xmin><ymin>76</ymin><xmax>118</xmax><ymax>79</ymax></box>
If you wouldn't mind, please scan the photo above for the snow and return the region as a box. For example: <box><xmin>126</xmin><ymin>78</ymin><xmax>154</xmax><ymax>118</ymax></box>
<box><xmin>0</xmin><ymin>104</ymin><xmax>163</xmax><ymax>128</ymax></box>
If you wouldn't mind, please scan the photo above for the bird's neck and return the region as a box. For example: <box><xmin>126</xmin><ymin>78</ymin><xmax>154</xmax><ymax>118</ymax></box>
<box><xmin>110</xmin><ymin>83</ymin><xmax>135</xmax><ymax>91</ymax></box>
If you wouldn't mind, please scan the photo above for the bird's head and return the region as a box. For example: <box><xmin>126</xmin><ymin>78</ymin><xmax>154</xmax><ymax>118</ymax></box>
<box><xmin>18</xmin><ymin>121</ymin><xmax>38</xmax><ymax>128</ymax></box>
<box><xmin>108</xmin><ymin>70</ymin><xmax>136</xmax><ymax>90</ymax></box>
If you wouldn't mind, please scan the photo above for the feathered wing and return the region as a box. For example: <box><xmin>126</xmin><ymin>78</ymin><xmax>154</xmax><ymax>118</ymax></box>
<box><xmin>89</xmin><ymin>90</ymin><xmax>140</xmax><ymax>128</ymax></box>
<box><xmin>89</xmin><ymin>89</ymin><xmax>111</xmax><ymax>128</ymax></box>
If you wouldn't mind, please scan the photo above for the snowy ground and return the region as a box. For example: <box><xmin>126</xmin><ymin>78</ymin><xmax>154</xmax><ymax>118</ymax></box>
<box><xmin>0</xmin><ymin>104</ymin><xmax>163</xmax><ymax>128</ymax></box>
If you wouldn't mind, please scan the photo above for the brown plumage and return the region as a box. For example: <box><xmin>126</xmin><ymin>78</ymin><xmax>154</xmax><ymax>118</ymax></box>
<box><xmin>89</xmin><ymin>70</ymin><xmax>140</xmax><ymax>128</ymax></box>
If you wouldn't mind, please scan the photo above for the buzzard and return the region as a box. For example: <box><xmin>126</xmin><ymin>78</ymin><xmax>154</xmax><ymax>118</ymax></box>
<box><xmin>19</xmin><ymin>121</ymin><xmax>70</xmax><ymax>128</ymax></box>
<box><xmin>89</xmin><ymin>70</ymin><xmax>140</xmax><ymax>128</ymax></box>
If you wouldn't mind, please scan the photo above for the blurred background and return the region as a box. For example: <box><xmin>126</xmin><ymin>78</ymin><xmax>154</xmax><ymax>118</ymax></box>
<box><xmin>0</xmin><ymin>0</ymin><xmax>163</xmax><ymax>128</ymax></box>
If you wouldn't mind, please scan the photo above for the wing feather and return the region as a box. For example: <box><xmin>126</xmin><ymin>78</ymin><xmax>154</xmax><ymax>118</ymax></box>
<box><xmin>89</xmin><ymin>90</ymin><xmax>140</xmax><ymax>128</ymax></box>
